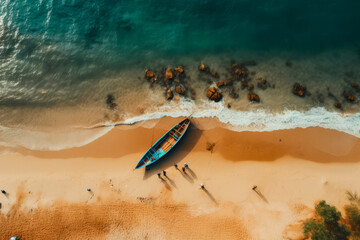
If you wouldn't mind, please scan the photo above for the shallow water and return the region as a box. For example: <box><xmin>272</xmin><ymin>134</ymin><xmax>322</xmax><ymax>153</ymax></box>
<box><xmin>0</xmin><ymin>0</ymin><xmax>360</xmax><ymax>149</ymax></box>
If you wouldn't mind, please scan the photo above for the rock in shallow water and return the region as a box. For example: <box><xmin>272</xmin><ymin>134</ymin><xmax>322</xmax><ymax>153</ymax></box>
<box><xmin>166</xmin><ymin>89</ymin><xmax>173</xmax><ymax>100</ymax></box>
<box><xmin>174</xmin><ymin>66</ymin><xmax>184</xmax><ymax>75</ymax></box>
<box><xmin>211</xmin><ymin>71</ymin><xmax>219</xmax><ymax>78</ymax></box>
<box><xmin>334</xmin><ymin>102</ymin><xmax>342</xmax><ymax>109</ymax></box>
<box><xmin>207</xmin><ymin>86</ymin><xmax>222</xmax><ymax>102</ymax></box>
<box><xmin>344</xmin><ymin>93</ymin><xmax>355</xmax><ymax>102</ymax></box>
<box><xmin>248</xmin><ymin>92</ymin><xmax>260</xmax><ymax>102</ymax></box>
<box><xmin>199</xmin><ymin>64</ymin><xmax>210</xmax><ymax>72</ymax></box>
<box><xmin>176</xmin><ymin>85</ymin><xmax>185</xmax><ymax>95</ymax></box>
<box><xmin>145</xmin><ymin>69</ymin><xmax>156</xmax><ymax>83</ymax></box>
<box><xmin>292</xmin><ymin>83</ymin><xmax>307</xmax><ymax>97</ymax></box>
<box><xmin>166</xmin><ymin>68</ymin><xmax>174</xmax><ymax>80</ymax></box>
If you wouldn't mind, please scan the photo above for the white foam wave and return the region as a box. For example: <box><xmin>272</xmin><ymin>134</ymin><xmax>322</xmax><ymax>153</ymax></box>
<box><xmin>1</xmin><ymin>98</ymin><xmax>358</xmax><ymax>151</ymax></box>
<box><xmin>0</xmin><ymin>125</ymin><xmax>113</xmax><ymax>151</ymax></box>
<box><xmin>122</xmin><ymin>98</ymin><xmax>360</xmax><ymax>138</ymax></box>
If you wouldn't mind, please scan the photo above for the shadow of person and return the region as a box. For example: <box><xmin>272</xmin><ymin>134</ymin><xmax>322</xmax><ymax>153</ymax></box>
<box><xmin>253</xmin><ymin>188</ymin><xmax>269</xmax><ymax>203</ymax></box>
<box><xmin>85</xmin><ymin>191</ymin><xmax>95</xmax><ymax>203</ymax></box>
<box><xmin>164</xmin><ymin>175</ymin><xmax>177</xmax><ymax>188</ymax></box>
<box><xmin>143</xmin><ymin>125</ymin><xmax>202</xmax><ymax>180</ymax></box>
<box><xmin>202</xmin><ymin>188</ymin><xmax>218</xmax><ymax>205</ymax></box>
<box><xmin>2</xmin><ymin>193</ymin><xmax>9</xmax><ymax>199</ymax></box>
<box><xmin>186</xmin><ymin>167</ymin><xmax>197</xmax><ymax>179</ymax></box>
<box><xmin>160</xmin><ymin>178</ymin><xmax>172</xmax><ymax>191</ymax></box>
<box><xmin>177</xmin><ymin>168</ymin><xmax>194</xmax><ymax>183</ymax></box>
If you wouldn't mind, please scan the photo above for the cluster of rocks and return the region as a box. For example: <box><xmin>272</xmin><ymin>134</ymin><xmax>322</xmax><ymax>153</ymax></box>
<box><xmin>292</xmin><ymin>81</ymin><xmax>360</xmax><ymax>110</ymax></box>
<box><xmin>145</xmin><ymin>66</ymin><xmax>190</xmax><ymax>101</ymax></box>
<box><xmin>334</xmin><ymin>84</ymin><xmax>358</xmax><ymax>109</ymax></box>
<box><xmin>199</xmin><ymin>62</ymin><xmax>255</xmax><ymax>103</ymax></box>
<box><xmin>142</xmin><ymin>61</ymin><xmax>359</xmax><ymax>111</ymax></box>
<box><xmin>198</xmin><ymin>61</ymin><xmax>270</xmax><ymax>103</ymax></box>
<box><xmin>199</xmin><ymin>64</ymin><xmax>220</xmax><ymax>79</ymax></box>
<box><xmin>198</xmin><ymin>64</ymin><xmax>223</xmax><ymax>102</ymax></box>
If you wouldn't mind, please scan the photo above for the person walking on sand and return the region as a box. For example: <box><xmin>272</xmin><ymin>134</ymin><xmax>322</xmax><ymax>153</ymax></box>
<box><xmin>174</xmin><ymin>163</ymin><xmax>178</xmax><ymax>168</ymax></box>
<box><xmin>163</xmin><ymin>170</ymin><xmax>167</xmax><ymax>177</ymax></box>
<box><xmin>182</xmin><ymin>167</ymin><xmax>186</xmax><ymax>173</ymax></box>
<box><xmin>1</xmin><ymin>190</ymin><xmax>6</xmax><ymax>195</ymax></box>
<box><xmin>184</xmin><ymin>163</ymin><xmax>189</xmax><ymax>168</ymax></box>
<box><xmin>157</xmin><ymin>172</ymin><xmax>161</xmax><ymax>178</ymax></box>
<box><xmin>200</xmin><ymin>183</ymin><xmax>205</xmax><ymax>190</ymax></box>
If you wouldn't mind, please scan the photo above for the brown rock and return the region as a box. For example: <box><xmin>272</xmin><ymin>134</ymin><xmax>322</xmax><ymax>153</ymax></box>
<box><xmin>227</xmin><ymin>103</ymin><xmax>231</xmax><ymax>108</ymax></box>
<box><xmin>224</xmin><ymin>80</ymin><xmax>232</xmax><ymax>85</ymax></box>
<box><xmin>334</xmin><ymin>102</ymin><xmax>342</xmax><ymax>108</ymax></box>
<box><xmin>145</xmin><ymin>69</ymin><xmax>155</xmax><ymax>78</ymax></box>
<box><xmin>292</xmin><ymin>83</ymin><xmax>306</xmax><ymax>97</ymax></box>
<box><xmin>235</xmin><ymin>69</ymin><xmax>248</xmax><ymax>77</ymax></box>
<box><xmin>216</xmin><ymin>80</ymin><xmax>232</xmax><ymax>87</ymax></box>
<box><xmin>166</xmin><ymin>68</ymin><xmax>174</xmax><ymax>80</ymax></box>
<box><xmin>248</xmin><ymin>92</ymin><xmax>260</xmax><ymax>102</ymax></box>
<box><xmin>175</xmin><ymin>66</ymin><xmax>184</xmax><ymax>75</ymax></box>
<box><xmin>145</xmin><ymin>70</ymin><xmax>156</xmax><ymax>83</ymax></box>
<box><xmin>248</xmin><ymin>84</ymin><xmax>254</xmax><ymax>91</ymax></box>
<box><xmin>207</xmin><ymin>86</ymin><xmax>222</xmax><ymax>102</ymax></box>
<box><xmin>216</xmin><ymin>80</ymin><xmax>225</xmax><ymax>87</ymax></box>
<box><xmin>211</xmin><ymin>72</ymin><xmax>219</xmax><ymax>78</ymax></box>
<box><xmin>176</xmin><ymin>85</ymin><xmax>185</xmax><ymax>95</ymax></box>
<box><xmin>345</xmin><ymin>93</ymin><xmax>355</xmax><ymax>102</ymax></box>
<box><xmin>199</xmin><ymin>64</ymin><xmax>209</xmax><ymax>72</ymax></box>
<box><xmin>166</xmin><ymin>89</ymin><xmax>173</xmax><ymax>100</ymax></box>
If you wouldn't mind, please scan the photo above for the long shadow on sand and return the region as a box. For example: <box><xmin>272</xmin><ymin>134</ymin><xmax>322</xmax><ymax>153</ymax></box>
<box><xmin>143</xmin><ymin>125</ymin><xmax>202</xmax><ymax>180</ymax></box>
<box><xmin>202</xmin><ymin>188</ymin><xmax>218</xmax><ymax>205</ymax></box>
<box><xmin>177</xmin><ymin>169</ymin><xmax>194</xmax><ymax>183</ymax></box>
<box><xmin>186</xmin><ymin>167</ymin><xmax>197</xmax><ymax>179</ymax></box>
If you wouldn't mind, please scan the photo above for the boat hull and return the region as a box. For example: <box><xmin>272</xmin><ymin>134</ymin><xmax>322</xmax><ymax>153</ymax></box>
<box><xmin>135</xmin><ymin>118</ymin><xmax>191</xmax><ymax>169</ymax></box>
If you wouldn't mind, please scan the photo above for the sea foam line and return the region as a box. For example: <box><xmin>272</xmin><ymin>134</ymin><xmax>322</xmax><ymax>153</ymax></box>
<box><xmin>122</xmin><ymin>99</ymin><xmax>360</xmax><ymax>138</ymax></box>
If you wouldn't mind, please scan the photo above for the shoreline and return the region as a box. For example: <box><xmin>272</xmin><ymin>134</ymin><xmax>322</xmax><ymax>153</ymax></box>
<box><xmin>13</xmin><ymin>116</ymin><xmax>360</xmax><ymax>162</ymax></box>
<box><xmin>0</xmin><ymin>117</ymin><xmax>360</xmax><ymax>239</ymax></box>
<box><xmin>1</xmin><ymin>107</ymin><xmax>360</xmax><ymax>152</ymax></box>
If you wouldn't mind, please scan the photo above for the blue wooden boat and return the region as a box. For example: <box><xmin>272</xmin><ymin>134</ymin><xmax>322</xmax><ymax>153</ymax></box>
<box><xmin>135</xmin><ymin>118</ymin><xmax>191</xmax><ymax>169</ymax></box>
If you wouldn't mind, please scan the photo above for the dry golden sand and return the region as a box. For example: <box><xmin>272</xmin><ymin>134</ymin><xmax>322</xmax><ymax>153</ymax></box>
<box><xmin>0</xmin><ymin>117</ymin><xmax>359</xmax><ymax>239</ymax></box>
<box><xmin>0</xmin><ymin>185</ymin><xmax>249</xmax><ymax>240</ymax></box>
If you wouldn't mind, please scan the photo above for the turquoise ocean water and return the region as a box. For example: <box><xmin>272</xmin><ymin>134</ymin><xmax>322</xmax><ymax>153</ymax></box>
<box><xmin>0</xmin><ymin>0</ymin><xmax>360</xmax><ymax>149</ymax></box>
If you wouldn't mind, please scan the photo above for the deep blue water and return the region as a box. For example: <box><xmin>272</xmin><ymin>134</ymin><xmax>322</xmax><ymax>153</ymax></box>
<box><xmin>0</xmin><ymin>0</ymin><xmax>360</xmax><ymax>106</ymax></box>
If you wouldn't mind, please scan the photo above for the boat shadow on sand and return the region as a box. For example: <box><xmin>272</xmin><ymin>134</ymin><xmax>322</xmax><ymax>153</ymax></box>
<box><xmin>143</xmin><ymin>125</ymin><xmax>202</xmax><ymax>180</ymax></box>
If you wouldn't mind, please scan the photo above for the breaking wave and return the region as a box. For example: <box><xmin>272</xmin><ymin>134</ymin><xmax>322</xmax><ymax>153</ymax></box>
<box><xmin>121</xmin><ymin>99</ymin><xmax>360</xmax><ymax>138</ymax></box>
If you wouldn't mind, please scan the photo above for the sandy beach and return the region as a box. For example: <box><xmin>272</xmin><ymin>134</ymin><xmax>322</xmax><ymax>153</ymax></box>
<box><xmin>0</xmin><ymin>117</ymin><xmax>359</xmax><ymax>239</ymax></box>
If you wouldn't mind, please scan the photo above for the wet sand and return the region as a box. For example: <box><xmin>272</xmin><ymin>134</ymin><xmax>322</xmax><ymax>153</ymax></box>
<box><xmin>0</xmin><ymin>117</ymin><xmax>359</xmax><ymax>239</ymax></box>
